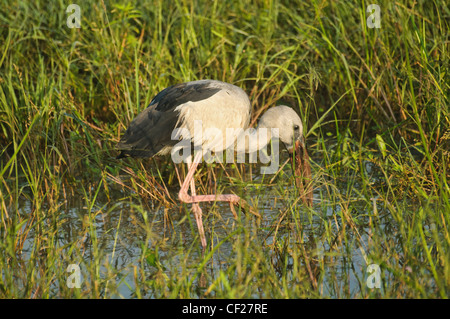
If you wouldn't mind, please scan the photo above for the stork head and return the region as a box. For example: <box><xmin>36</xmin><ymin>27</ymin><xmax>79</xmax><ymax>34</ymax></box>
<box><xmin>258</xmin><ymin>105</ymin><xmax>313</xmax><ymax>206</ymax></box>
<box><xmin>258</xmin><ymin>105</ymin><xmax>304</xmax><ymax>151</ymax></box>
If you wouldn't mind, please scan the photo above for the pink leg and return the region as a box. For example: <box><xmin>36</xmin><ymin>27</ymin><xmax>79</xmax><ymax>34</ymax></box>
<box><xmin>178</xmin><ymin>153</ymin><xmax>241</xmax><ymax>205</ymax></box>
<box><xmin>175</xmin><ymin>163</ymin><xmax>207</xmax><ymax>248</ymax></box>
<box><xmin>175</xmin><ymin>159</ymin><xmax>207</xmax><ymax>248</ymax></box>
<box><xmin>179</xmin><ymin>162</ymin><xmax>256</xmax><ymax>218</ymax></box>
<box><xmin>178</xmin><ymin>152</ymin><xmax>259</xmax><ymax>249</ymax></box>
<box><xmin>188</xmin><ymin>166</ymin><xmax>207</xmax><ymax>249</ymax></box>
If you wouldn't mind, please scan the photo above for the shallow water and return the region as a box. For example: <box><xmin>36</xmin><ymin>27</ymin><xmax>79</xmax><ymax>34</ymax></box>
<box><xmin>13</xmin><ymin>155</ymin><xmax>413</xmax><ymax>298</ymax></box>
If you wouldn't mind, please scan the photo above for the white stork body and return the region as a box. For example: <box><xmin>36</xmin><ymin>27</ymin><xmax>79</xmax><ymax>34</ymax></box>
<box><xmin>173</xmin><ymin>80</ymin><xmax>251</xmax><ymax>153</ymax></box>
<box><xmin>117</xmin><ymin>80</ymin><xmax>312</xmax><ymax>250</ymax></box>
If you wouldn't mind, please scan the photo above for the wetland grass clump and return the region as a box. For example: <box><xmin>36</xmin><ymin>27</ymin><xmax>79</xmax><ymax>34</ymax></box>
<box><xmin>0</xmin><ymin>0</ymin><xmax>449</xmax><ymax>298</ymax></box>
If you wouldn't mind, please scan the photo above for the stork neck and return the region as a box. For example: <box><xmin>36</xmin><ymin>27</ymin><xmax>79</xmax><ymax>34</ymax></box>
<box><xmin>239</xmin><ymin>125</ymin><xmax>274</xmax><ymax>153</ymax></box>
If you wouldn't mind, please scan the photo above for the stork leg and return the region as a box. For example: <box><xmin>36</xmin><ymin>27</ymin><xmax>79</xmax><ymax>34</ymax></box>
<box><xmin>175</xmin><ymin>156</ymin><xmax>207</xmax><ymax>249</ymax></box>
<box><xmin>179</xmin><ymin>152</ymin><xmax>242</xmax><ymax>205</ymax></box>
<box><xmin>178</xmin><ymin>152</ymin><xmax>260</xmax><ymax>249</ymax></box>
<box><xmin>179</xmin><ymin>152</ymin><xmax>259</xmax><ymax>213</ymax></box>
<box><xmin>188</xmin><ymin>163</ymin><xmax>207</xmax><ymax>249</ymax></box>
<box><xmin>180</xmin><ymin>172</ymin><xmax>259</xmax><ymax>217</ymax></box>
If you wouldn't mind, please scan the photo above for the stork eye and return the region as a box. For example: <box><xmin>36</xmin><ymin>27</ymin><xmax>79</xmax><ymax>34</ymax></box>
<box><xmin>294</xmin><ymin>125</ymin><xmax>300</xmax><ymax>131</ymax></box>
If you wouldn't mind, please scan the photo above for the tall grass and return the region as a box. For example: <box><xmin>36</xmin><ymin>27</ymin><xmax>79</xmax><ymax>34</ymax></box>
<box><xmin>0</xmin><ymin>0</ymin><xmax>449</xmax><ymax>298</ymax></box>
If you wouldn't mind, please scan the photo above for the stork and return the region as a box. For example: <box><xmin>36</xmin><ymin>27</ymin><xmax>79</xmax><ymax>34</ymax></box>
<box><xmin>117</xmin><ymin>80</ymin><xmax>312</xmax><ymax>250</ymax></box>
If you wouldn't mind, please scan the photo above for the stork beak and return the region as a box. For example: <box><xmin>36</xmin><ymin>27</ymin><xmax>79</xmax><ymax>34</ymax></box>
<box><xmin>289</xmin><ymin>137</ymin><xmax>313</xmax><ymax>206</ymax></box>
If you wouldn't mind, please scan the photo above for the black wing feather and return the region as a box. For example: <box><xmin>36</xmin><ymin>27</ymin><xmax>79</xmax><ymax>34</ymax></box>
<box><xmin>152</xmin><ymin>82</ymin><xmax>222</xmax><ymax>112</ymax></box>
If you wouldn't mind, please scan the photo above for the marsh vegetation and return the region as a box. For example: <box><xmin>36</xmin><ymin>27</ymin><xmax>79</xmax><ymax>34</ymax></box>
<box><xmin>0</xmin><ymin>0</ymin><xmax>449</xmax><ymax>298</ymax></box>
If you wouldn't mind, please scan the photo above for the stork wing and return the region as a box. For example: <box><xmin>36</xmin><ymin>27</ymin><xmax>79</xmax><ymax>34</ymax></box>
<box><xmin>116</xmin><ymin>81</ymin><xmax>222</xmax><ymax>158</ymax></box>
